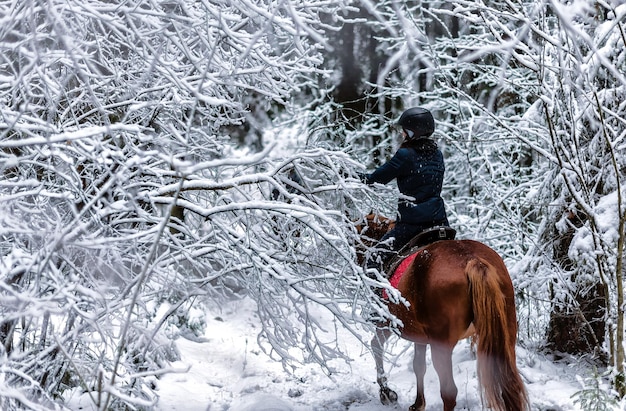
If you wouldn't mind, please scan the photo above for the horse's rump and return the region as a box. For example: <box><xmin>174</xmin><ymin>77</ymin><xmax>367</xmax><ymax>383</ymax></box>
<box><xmin>389</xmin><ymin>240</ymin><xmax>528</xmax><ymax>410</ymax></box>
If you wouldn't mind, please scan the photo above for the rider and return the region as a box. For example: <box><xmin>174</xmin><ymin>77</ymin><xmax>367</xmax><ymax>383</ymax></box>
<box><xmin>362</xmin><ymin>107</ymin><xmax>450</xmax><ymax>283</ymax></box>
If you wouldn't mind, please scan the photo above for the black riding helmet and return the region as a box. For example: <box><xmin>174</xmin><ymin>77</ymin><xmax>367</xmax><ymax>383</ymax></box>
<box><xmin>398</xmin><ymin>107</ymin><xmax>435</xmax><ymax>138</ymax></box>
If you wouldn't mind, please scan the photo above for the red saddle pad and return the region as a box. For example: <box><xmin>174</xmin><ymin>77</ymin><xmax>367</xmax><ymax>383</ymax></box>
<box><xmin>383</xmin><ymin>250</ymin><xmax>422</xmax><ymax>299</ymax></box>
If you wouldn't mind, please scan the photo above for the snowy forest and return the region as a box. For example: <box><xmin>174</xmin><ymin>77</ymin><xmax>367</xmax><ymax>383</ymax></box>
<box><xmin>1</xmin><ymin>0</ymin><xmax>625</xmax><ymax>409</ymax></box>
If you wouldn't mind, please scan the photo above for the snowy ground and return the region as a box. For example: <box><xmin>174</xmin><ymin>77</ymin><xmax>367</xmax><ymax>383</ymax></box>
<box><xmin>144</xmin><ymin>297</ymin><xmax>607</xmax><ymax>411</ymax></box>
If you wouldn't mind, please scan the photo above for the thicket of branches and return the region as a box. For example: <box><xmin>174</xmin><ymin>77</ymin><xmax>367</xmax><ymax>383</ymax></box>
<box><xmin>0</xmin><ymin>0</ymin><xmax>383</xmax><ymax>409</ymax></box>
<box><xmin>1</xmin><ymin>0</ymin><xmax>625</xmax><ymax>408</ymax></box>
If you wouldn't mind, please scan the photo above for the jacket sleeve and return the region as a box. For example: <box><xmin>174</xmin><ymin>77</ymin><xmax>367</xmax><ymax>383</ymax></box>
<box><xmin>365</xmin><ymin>149</ymin><xmax>409</xmax><ymax>185</ymax></box>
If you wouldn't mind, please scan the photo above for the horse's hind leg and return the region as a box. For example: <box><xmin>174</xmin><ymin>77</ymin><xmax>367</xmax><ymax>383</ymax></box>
<box><xmin>431</xmin><ymin>344</ymin><xmax>457</xmax><ymax>411</ymax></box>
<box><xmin>409</xmin><ymin>343</ymin><xmax>427</xmax><ymax>411</ymax></box>
<box><xmin>371</xmin><ymin>327</ymin><xmax>398</xmax><ymax>405</ymax></box>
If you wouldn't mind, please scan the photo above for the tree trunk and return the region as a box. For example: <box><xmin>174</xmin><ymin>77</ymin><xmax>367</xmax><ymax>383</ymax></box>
<box><xmin>546</xmin><ymin>209</ymin><xmax>607</xmax><ymax>360</ymax></box>
<box><xmin>546</xmin><ymin>283</ymin><xmax>606</xmax><ymax>359</ymax></box>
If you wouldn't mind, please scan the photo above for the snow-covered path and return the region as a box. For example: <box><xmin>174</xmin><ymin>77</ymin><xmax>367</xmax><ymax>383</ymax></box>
<box><xmin>152</xmin><ymin>297</ymin><xmax>586</xmax><ymax>411</ymax></box>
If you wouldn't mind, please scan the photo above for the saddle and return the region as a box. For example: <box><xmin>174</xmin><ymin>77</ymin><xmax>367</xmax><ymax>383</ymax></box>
<box><xmin>385</xmin><ymin>226</ymin><xmax>457</xmax><ymax>275</ymax></box>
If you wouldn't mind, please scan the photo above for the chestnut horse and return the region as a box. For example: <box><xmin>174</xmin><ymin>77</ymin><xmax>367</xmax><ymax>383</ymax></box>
<box><xmin>357</xmin><ymin>214</ymin><xmax>528</xmax><ymax>411</ymax></box>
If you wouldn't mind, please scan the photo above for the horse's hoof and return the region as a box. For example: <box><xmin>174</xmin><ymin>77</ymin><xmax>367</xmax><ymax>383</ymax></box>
<box><xmin>379</xmin><ymin>387</ymin><xmax>398</xmax><ymax>404</ymax></box>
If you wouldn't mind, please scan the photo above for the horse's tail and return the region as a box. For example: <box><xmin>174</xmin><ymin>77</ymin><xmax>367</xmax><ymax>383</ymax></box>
<box><xmin>466</xmin><ymin>258</ymin><xmax>529</xmax><ymax>411</ymax></box>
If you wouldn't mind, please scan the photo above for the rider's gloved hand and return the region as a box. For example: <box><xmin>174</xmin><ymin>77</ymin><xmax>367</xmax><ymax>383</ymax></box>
<box><xmin>357</xmin><ymin>172</ymin><xmax>371</xmax><ymax>184</ymax></box>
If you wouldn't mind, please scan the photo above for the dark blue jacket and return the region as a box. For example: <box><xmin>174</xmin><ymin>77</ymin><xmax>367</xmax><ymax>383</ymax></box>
<box><xmin>365</xmin><ymin>141</ymin><xmax>447</xmax><ymax>225</ymax></box>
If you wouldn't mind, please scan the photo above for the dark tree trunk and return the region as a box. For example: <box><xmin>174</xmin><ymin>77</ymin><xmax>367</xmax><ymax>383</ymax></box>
<box><xmin>546</xmin><ymin>209</ymin><xmax>607</xmax><ymax>360</ymax></box>
<box><xmin>547</xmin><ymin>283</ymin><xmax>606</xmax><ymax>358</ymax></box>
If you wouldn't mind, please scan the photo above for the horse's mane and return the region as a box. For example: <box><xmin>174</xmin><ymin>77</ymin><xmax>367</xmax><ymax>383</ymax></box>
<box><xmin>354</xmin><ymin>213</ymin><xmax>395</xmax><ymax>265</ymax></box>
<box><xmin>355</xmin><ymin>213</ymin><xmax>395</xmax><ymax>241</ymax></box>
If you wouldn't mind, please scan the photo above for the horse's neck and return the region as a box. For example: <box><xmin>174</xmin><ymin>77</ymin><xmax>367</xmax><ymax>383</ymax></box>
<box><xmin>365</xmin><ymin>215</ymin><xmax>395</xmax><ymax>241</ymax></box>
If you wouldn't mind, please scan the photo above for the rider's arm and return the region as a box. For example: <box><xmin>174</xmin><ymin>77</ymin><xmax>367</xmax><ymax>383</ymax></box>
<box><xmin>364</xmin><ymin>148</ymin><xmax>410</xmax><ymax>185</ymax></box>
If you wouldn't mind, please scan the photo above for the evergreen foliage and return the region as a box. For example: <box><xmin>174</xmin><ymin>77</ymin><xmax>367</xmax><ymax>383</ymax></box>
<box><xmin>572</xmin><ymin>368</ymin><xmax>619</xmax><ymax>411</ymax></box>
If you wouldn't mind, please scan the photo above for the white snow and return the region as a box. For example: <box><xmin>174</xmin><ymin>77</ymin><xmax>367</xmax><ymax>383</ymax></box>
<box><xmin>145</xmin><ymin>297</ymin><xmax>599</xmax><ymax>411</ymax></box>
